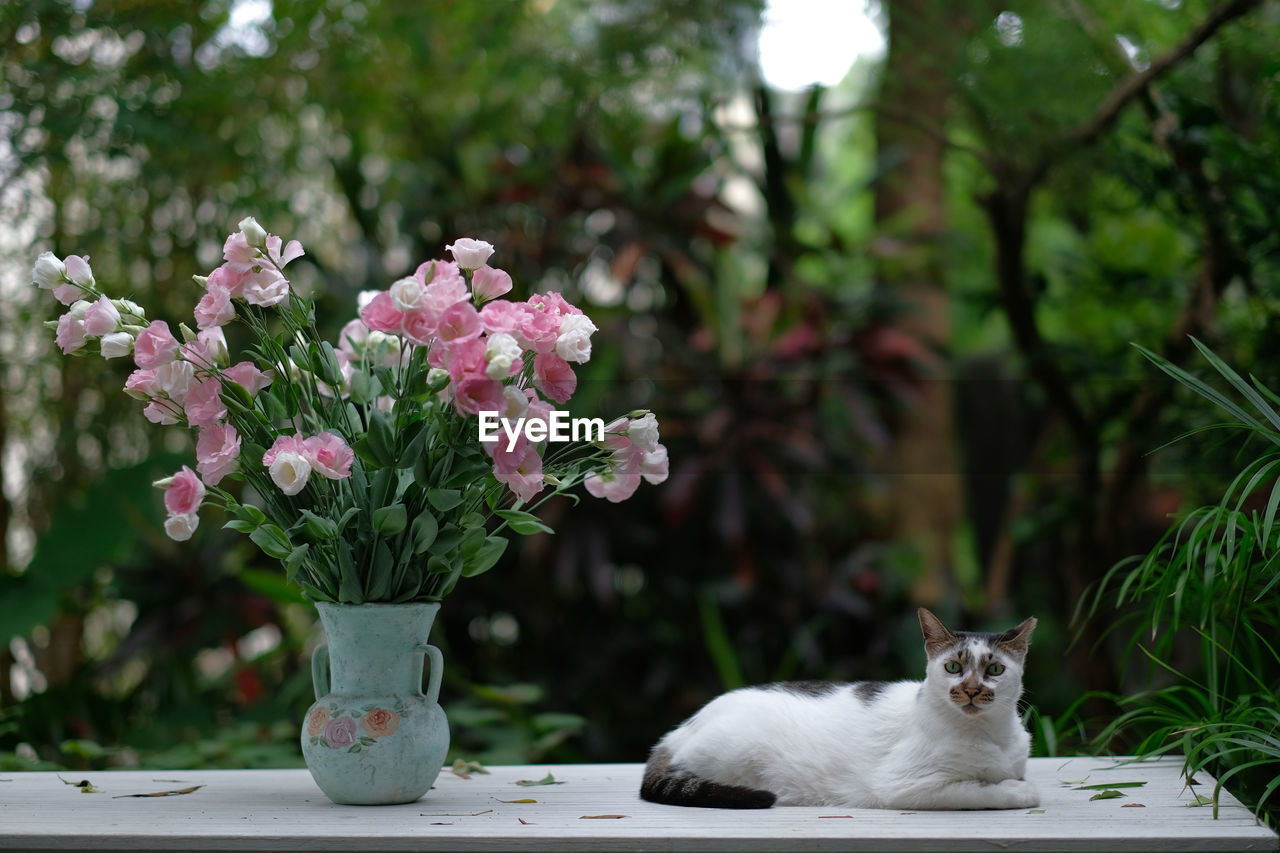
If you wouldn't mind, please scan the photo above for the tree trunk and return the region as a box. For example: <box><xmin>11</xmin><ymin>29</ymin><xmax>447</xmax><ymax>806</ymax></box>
<box><xmin>874</xmin><ymin>0</ymin><xmax>963</xmax><ymax>606</ymax></box>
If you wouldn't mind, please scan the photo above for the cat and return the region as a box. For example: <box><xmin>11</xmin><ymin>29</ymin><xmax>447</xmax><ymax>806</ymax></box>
<box><xmin>639</xmin><ymin>608</ymin><xmax>1039</xmax><ymax>810</ymax></box>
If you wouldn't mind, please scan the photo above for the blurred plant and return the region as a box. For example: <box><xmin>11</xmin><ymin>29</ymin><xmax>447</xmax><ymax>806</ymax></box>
<box><xmin>1081</xmin><ymin>338</ymin><xmax>1280</xmax><ymax>824</ymax></box>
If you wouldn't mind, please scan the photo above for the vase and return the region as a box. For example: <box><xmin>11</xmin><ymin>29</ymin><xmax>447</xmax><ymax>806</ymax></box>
<box><xmin>301</xmin><ymin>602</ymin><xmax>449</xmax><ymax>805</ymax></box>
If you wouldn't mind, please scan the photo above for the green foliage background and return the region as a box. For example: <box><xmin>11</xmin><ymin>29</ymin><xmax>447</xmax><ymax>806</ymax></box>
<box><xmin>2</xmin><ymin>0</ymin><xmax>1278</xmax><ymax>823</ymax></box>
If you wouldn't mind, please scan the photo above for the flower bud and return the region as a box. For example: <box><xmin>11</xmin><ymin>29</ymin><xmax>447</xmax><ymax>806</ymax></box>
<box><xmin>239</xmin><ymin>216</ymin><xmax>268</xmax><ymax>249</ymax></box>
<box><xmin>32</xmin><ymin>252</ymin><xmax>67</xmax><ymax>289</ymax></box>
<box><xmin>100</xmin><ymin>331</ymin><xmax>135</xmax><ymax>359</ymax></box>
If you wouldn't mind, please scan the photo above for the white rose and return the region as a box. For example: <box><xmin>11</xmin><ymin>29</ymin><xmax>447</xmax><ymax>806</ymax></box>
<box><xmin>155</xmin><ymin>361</ymin><xmax>195</xmax><ymax>400</ymax></box>
<box><xmin>239</xmin><ymin>216</ymin><xmax>268</xmax><ymax>249</ymax></box>
<box><xmin>389</xmin><ymin>277</ymin><xmax>426</xmax><ymax>314</ymax></box>
<box><xmin>555</xmin><ymin>314</ymin><xmax>598</xmax><ymax>364</ymax></box>
<box><xmin>640</xmin><ymin>445</ymin><xmax>669</xmax><ymax>484</ymax></box>
<box><xmin>269</xmin><ymin>451</ymin><xmax>312</xmax><ymax>496</ymax></box>
<box><xmin>446</xmin><ymin>237</ymin><xmax>495</xmax><ymax>270</ymax></box>
<box><xmin>99</xmin><ymin>331</ymin><xmax>135</xmax><ymax>359</ymax></box>
<box><xmin>32</xmin><ymin>252</ymin><xmax>66</xmax><ymax>289</ymax></box>
<box><xmin>485</xmin><ymin>332</ymin><xmax>522</xmax><ymax>379</ymax></box>
<box><xmin>626</xmin><ymin>412</ymin><xmax>660</xmax><ymax>453</ymax></box>
<box><xmin>501</xmin><ymin>385</ymin><xmax>529</xmax><ymax>420</ymax></box>
<box><xmin>164</xmin><ymin>512</ymin><xmax>200</xmax><ymax>542</ymax></box>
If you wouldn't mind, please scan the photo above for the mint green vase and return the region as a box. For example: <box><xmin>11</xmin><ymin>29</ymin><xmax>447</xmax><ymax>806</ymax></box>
<box><xmin>301</xmin><ymin>602</ymin><xmax>449</xmax><ymax>805</ymax></box>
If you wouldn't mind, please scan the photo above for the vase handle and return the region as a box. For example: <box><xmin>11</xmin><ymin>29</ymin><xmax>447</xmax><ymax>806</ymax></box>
<box><xmin>420</xmin><ymin>643</ymin><xmax>444</xmax><ymax>705</ymax></box>
<box><xmin>311</xmin><ymin>643</ymin><xmax>330</xmax><ymax>701</ymax></box>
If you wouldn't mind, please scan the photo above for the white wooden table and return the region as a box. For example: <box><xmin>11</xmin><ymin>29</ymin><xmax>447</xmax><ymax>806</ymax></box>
<box><xmin>0</xmin><ymin>757</ymin><xmax>1275</xmax><ymax>851</ymax></box>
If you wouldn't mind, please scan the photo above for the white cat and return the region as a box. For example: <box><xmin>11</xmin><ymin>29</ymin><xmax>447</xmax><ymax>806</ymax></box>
<box><xmin>640</xmin><ymin>608</ymin><xmax>1039</xmax><ymax>810</ymax></box>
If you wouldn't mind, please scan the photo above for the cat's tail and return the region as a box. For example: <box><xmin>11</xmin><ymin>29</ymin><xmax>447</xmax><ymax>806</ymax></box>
<box><xmin>639</xmin><ymin>745</ymin><xmax>776</xmax><ymax>809</ymax></box>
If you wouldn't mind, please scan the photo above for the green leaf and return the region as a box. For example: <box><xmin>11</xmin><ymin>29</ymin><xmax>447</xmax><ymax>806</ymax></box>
<box><xmin>1089</xmin><ymin>790</ymin><xmax>1126</xmax><ymax>800</ymax></box>
<box><xmin>224</xmin><ymin>519</ymin><xmax>258</xmax><ymax>534</ymax></box>
<box><xmin>366</xmin><ymin>409</ymin><xmax>397</xmax><ymax>466</ymax></box>
<box><xmin>428</xmin><ymin>524</ymin><xmax>464</xmax><ymax>556</ymax></box>
<box><xmin>515</xmin><ymin>773</ymin><xmax>563</xmax><ymax>787</ymax></box>
<box><xmin>347</xmin><ymin>370</ymin><xmax>377</xmax><ymax>405</ymax></box>
<box><xmin>289</xmin><ymin>343</ymin><xmax>313</xmax><ymax>372</ymax></box>
<box><xmin>461</xmin><ymin>536</ymin><xmax>509</xmax><ymax>578</ymax></box>
<box><xmin>409</xmin><ymin>512</ymin><xmax>439</xmax><ymax>555</ymax></box>
<box><xmin>495</xmin><ymin>509</ymin><xmax>554</xmax><ymax>536</ymax></box>
<box><xmin>300</xmin><ymin>509</ymin><xmax>339</xmax><ymax>540</ymax></box>
<box><xmin>249</xmin><ymin>524</ymin><xmax>293</xmax><ymax>560</ymax></box>
<box><xmin>283</xmin><ymin>544</ymin><xmax>311</xmax><ymax>582</ymax></box>
<box><xmin>1073</xmin><ymin>782</ymin><xmax>1147</xmax><ymax>790</ymax></box>
<box><xmin>238</xmin><ymin>568</ymin><xmax>310</xmax><ymax>605</ymax></box>
<box><xmin>372</xmin><ymin>504</ymin><xmax>407</xmax><ymax>536</ymax></box>
<box><xmin>427</xmin><ymin>488</ymin><xmax>463</xmax><ymax>512</ymax></box>
<box><xmin>337</xmin><ymin>544</ymin><xmax>363</xmax><ymax>604</ymax></box>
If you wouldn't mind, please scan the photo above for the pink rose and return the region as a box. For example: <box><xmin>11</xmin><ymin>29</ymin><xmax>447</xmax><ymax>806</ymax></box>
<box><xmin>436</xmin><ymin>301</ymin><xmax>482</xmax><ymax>345</ymax></box>
<box><xmin>584</xmin><ymin>464</ymin><xmax>643</xmax><ymax>503</ymax></box>
<box><xmin>360</xmin><ymin>291</ymin><xmax>404</xmax><ymax>336</ymax></box>
<box><xmin>143</xmin><ymin>400</ymin><xmax>181</xmax><ymax>425</ymax></box>
<box><xmin>443</xmin><ymin>337</ymin><xmax>487</xmax><ymax>383</ymax></box>
<box><xmin>517</xmin><ymin>304</ymin><xmax>562</xmax><ymax>353</ymax></box>
<box><xmin>470</xmin><ymin>265</ymin><xmax>513</xmax><ymax>302</ymax></box>
<box><xmin>240</xmin><ymin>267</ymin><xmax>290</xmax><ymax>307</ymax></box>
<box><xmin>206</xmin><ymin>263</ymin><xmax>247</xmax><ymax>299</ymax></box>
<box><xmin>421</xmin><ymin>274</ymin><xmax>469</xmax><ymax>315</ymax></box>
<box><xmin>181</xmin><ymin>327</ymin><xmax>228</xmax><ymax>369</ymax></box>
<box><xmin>222</xmin><ymin>230</ymin><xmax>257</xmax><ymax>272</ymax></box>
<box><xmin>184</xmin><ymin>378</ymin><xmax>227</xmax><ymax>428</ymax></box>
<box><xmin>263</xmin><ymin>433</ymin><xmax>306</xmax><ymax>466</ymax></box>
<box><xmin>265</xmin><ymin>234</ymin><xmax>305</xmax><ymax>268</ymax></box>
<box><xmin>478</xmin><ymin>300</ymin><xmax>524</xmax><ymax>338</ymax></box>
<box><xmin>532</xmin><ymin>352</ymin><xmax>577</xmax><ymax>404</ymax></box>
<box><xmin>452</xmin><ymin>376</ymin><xmax>505</xmax><ymax>416</ymax></box>
<box><xmin>641</xmin><ymin>445</ymin><xmax>669</xmax><ymax>485</ymax></box>
<box><xmin>401</xmin><ymin>308</ymin><xmax>439</xmax><ymax>346</ymax></box>
<box><xmin>82</xmin><ymin>296</ymin><xmax>121</xmax><ymax>337</ymax></box>
<box><xmin>195</xmin><ymin>286</ymin><xmax>235</xmax><ymax>329</ymax></box>
<box><xmin>324</xmin><ymin>716</ymin><xmax>357</xmax><ymax>749</ymax></box>
<box><xmin>134</xmin><ymin>320</ymin><xmax>181</xmax><ymax>369</ymax></box>
<box><xmin>446</xmin><ymin>237</ymin><xmax>495</xmax><ymax>270</ymax></box>
<box><xmin>196</xmin><ymin>424</ymin><xmax>241</xmax><ymax>485</ymax></box>
<box><xmin>302</xmin><ymin>433</ymin><xmax>354</xmax><ymax>480</ymax></box>
<box><xmin>223</xmin><ymin>361</ymin><xmax>274</xmax><ymax>396</ymax></box>
<box><xmin>124</xmin><ymin>368</ymin><xmax>159</xmax><ymax>400</ymax></box>
<box><xmin>493</xmin><ymin>437</ymin><xmax>544</xmax><ymax>504</ymax></box>
<box><xmin>164</xmin><ymin>465</ymin><xmax>206</xmax><ymax>515</ymax></box>
<box><xmin>55</xmin><ymin>309</ymin><xmax>88</xmax><ymax>354</ymax></box>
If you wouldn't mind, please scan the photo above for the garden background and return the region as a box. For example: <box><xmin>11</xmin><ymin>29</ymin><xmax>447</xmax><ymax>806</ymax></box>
<box><xmin>2</xmin><ymin>0</ymin><xmax>1279</xmax><ymax>824</ymax></box>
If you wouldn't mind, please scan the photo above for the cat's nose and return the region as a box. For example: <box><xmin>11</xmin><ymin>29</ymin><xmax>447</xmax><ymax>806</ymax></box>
<box><xmin>963</xmin><ymin>686</ymin><xmax>981</xmax><ymax>699</ymax></box>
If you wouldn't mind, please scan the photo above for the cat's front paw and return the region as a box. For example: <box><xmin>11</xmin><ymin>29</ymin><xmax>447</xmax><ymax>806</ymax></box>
<box><xmin>995</xmin><ymin>779</ymin><xmax>1039</xmax><ymax>809</ymax></box>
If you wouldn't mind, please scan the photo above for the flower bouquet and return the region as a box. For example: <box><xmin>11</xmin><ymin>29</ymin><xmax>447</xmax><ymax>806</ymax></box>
<box><xmin>32</xmin><ymin>218</ymin><xmax>668</xmax><ymax>803</ymax></box>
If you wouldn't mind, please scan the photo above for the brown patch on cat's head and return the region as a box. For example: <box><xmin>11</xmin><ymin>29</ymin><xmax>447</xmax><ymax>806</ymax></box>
<box><xmin>917</xmin><ymin>608</ymin><xmax>959</xmax><ymax>657</ymax></box>
<box><xmin>993</xmin><ymin>616</ymin><xmax>1037</xmax><ymax>658</ymax></box>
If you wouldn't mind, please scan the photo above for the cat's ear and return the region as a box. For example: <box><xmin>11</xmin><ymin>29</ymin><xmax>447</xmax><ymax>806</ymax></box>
<box><xmin>996</xmin><ymin>616</ymin><xmax>1037</xmax><ymax>657</ymax></box>
<box><xmin>918</xmin><ymin>608</ymin><xmax>958</xmax><ymax>657</ymax></box>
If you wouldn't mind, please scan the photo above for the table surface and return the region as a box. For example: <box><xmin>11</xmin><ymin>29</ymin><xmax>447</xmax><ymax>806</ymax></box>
<box><xmin>0</xmin><ymin>757</ymin><xmax>1276</xmax><ymax>852</ymax></box>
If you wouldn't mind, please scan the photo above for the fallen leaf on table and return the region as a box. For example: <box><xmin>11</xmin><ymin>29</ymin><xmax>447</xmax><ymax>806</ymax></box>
<box><xmin>57</xmin><ymin>776</ymin><xmax>101</xmax><ymax>794</ymax></box>
<box><xmin>113</xmin><ymin>785</ymin><xmax>204</xmax><ymax>798</ymax></box>
<box><xmin>1059</xmin><ymin>778</ymin><xmax>1089</xmax><ymax>786</ymax></box>
<box><xmin>421</xmin><ymin>809</ymin><xmax>493</xmax><ymax>817</ymax></box>
<box><xmin>518</xmin><ymin>818</ymin><xmax>535</xmax><ymax>825</ymax></box>
<box><xmin>1122</xmin><ymin>804</ymin><xmax>1146</xmax><ymax>808</ymax></box>
<box><xmin>1188</xmin><ymin>794</ymin><xmax>1215</xmax><ymax>807</ymax></box>
<box><xmin>580</xmin><ymin>814</ymin><xmax>628</xmax><ymax>819</ymax></box>
<box><xmin>430</xmin><ymin>822</ymin><xmax>453</xmax><ymax>826</ymax></box>
<box><xmin>1028</xmin><ymin>809</ymin><xmax>1046</xmax><ymax>815</ymax></box>
<box><xmin>818</xmin><ymin>815</ymin><xmax>854</xmax><ymax>819</ymax></box>
<box><xmin>1074</xmin><ymin>782</ymin><xmax>1147</xmax><ymax>790</ymax></box>
<box><xmin>1089</xmin><ymin>790</ymin><xmax>1126</xmax><ymax>801</ymax></box>
<box><xmin>516</xmin><ymin>773</ymin><xmax>563</xmax><ymax>787</ymax></box>
<box><xmin>451</xmin><ymin>759</ymin><xmax>489</xmax><ymax>779</ymax></box>
<box><xmin>499</xmin><ymin>798</ymin><xmax>538</xmax><ymax>803</ymax></box>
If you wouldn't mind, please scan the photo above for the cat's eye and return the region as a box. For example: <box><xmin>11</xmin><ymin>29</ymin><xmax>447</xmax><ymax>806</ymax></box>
<box><xmin>944</xmin><ymin>661</ymin><xmax>962</xmax><ymax>674</ymax></box>
<box><xmin>986</xmin><ymin>663</ymin><xmax>1006</xmax><ymax>676</ymax></box>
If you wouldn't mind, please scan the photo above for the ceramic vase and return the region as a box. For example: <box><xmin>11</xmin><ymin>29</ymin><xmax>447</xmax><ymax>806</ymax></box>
<box><xmin>301</xmin><ymin>602</ymin><xmax>449</xmax><ymax>805</ymax></box>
